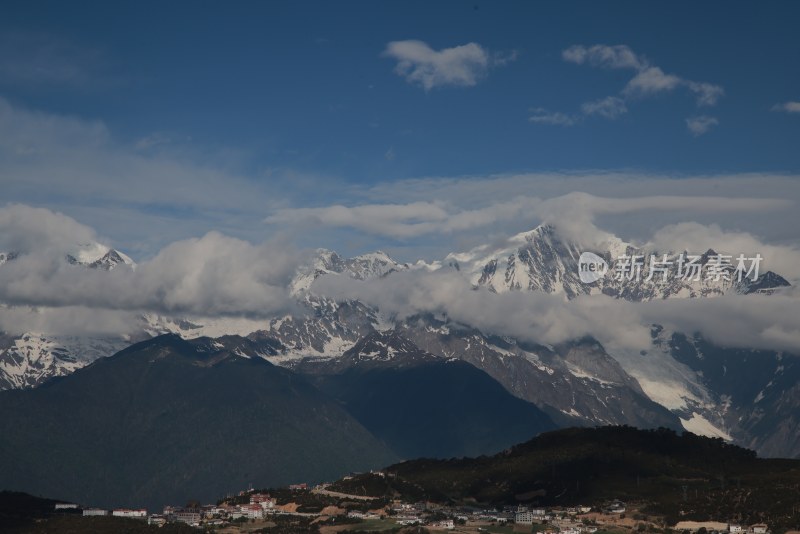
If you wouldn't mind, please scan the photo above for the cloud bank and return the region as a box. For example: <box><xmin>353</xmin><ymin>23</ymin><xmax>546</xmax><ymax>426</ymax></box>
<box><xmin>312</xmin><ymin>267</ymin><xmax>800</xmax><ymax>353</ymax></box>
<box><xmin>0</xmin><ymin>206</ymin><xmax>302</xmax><ymax>330</ymax></box>
<box><xmin>1</xmin><ymin>202</ymin><xmax>798</xmax><ymax>355</ymax></box>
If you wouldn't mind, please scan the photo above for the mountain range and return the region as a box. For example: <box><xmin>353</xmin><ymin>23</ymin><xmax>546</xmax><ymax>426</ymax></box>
<box><xmin>0</xmin><ymin>224</ymin><xmax>797</xmax><ymax>464</ymax></box>
<box><xmin>0</xmin><ymin>332</ymin><xmax>556</xmax><ymax>509</ymax></box>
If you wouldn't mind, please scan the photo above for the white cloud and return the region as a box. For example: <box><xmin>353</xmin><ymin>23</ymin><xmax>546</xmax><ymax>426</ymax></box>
<box><xmin>382</xmin><ymin>40</ymin><xmax>512</xmax><ymax>90</ymax></box>
<box><xmin>547</xmin><ymin>44</ymin><xmax>725</xmax><ymax>128</ymax></box>
<box><xmin>265</xmin><ymin>188</ymin><xmax>793</xmax><ymax>264</ymax></box>
<box><xmin>535</xmin><ymin>44</ymin><xmax>723</xmax><ymax>127</ymax></box>
<box><xmin>313</xmin><ymin>268</ymin><xmax>654</xmax><ymax>349</ymax></box>
<box><xmin>0</xmin><ymin>205</ymin><xmax>302</xmax><ymax>319</ymax></box>
<box><xmin>562</xmin><ymin>44</ymin><xmax>646</xmax><ymax>70</ymax></box>
<box><xmin>337</xmin><ymin>172</ymin><xmax>800</xmax><ymax>263</ymax></box>
<box><xmin>1</xmin><ymin>201</ymin><xmax>798</xmax><ymax>355</ymax></box>
<box><xmin>265</xmin><ymin>197</ymin><xmax>544</xmax><ymax>239</ymax></box>
<box><xmin>313</xmin><ymin>266</ymin><xmax>800</xmax><ymax>353</ymax></box>
<box><xmin>0</xmin><ymin>306</ymin><xmax>139</xmax><ymax>337</ymax></box>
<box><xmin>0</xmin><ymin>204</ymin><xmax>103</xmax><ymax>255</ymax></box>
<box><xmin>532</xmin><ymin>192</ymin><xmax>791</xmax><ymax>253</ymax></box>
<box><xmin>528</xmin><ymin>107</ymin><xmax>579</xmax><ymax>126</ymax></box>
<box><xmin>648</xmin><ymin>222</ymin><xmax>800</xmax><ymax>281</ymax></box>
<box><xmin>686</xmin><ymin>115</ymin><xmax>719</xmax><ymax>136</ymax></box>
<box><xmin>581</xmin><ymin>96</ymin><xmax>628</xmax><ymax>119</ymax></box>
<box><xmin>773</xmin><ymin>101</ymin><xmax>800</xmax><ymax>113</ymax></box>
<box><xmin>687</xmin><ymin>81</ymin><xmax>725</xmax><ymax>106</ymax></box>
<box><xmin>624</xmin><ymin>66</ymin><xmax>683</xmax><ymax>96</ymax></box>
<box><xmin>0</xmin><ymin>96</ymin><xmax>299</xmax><ymax>257</ymax></box>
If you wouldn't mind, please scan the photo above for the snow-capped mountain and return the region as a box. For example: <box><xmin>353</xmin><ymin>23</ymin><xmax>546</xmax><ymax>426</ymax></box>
<box><xmin>63</xmin><ymin>242</ymin><xmax>136</xmax><ymax>270</ymax></box>
<box><xmin>290</xmin><ymin>249</ymin><xmax>407</xmax><ymax>294</ymax></box>
<box><xmin>0</xmin><ymin>226</ymin><xmax>797</xmax><ymax>458</ymax></box>
<box><xmin>0</xmin><ymin>242</ymin><xmax>136</xmax><ymax>391</ymax></box>
<box><xmin>449</xmin><ymin>224</ymin><xmax>789</xmax><ymax>299</ymax></box>
<box><xmin>0</xmin><ymin>332</ymin><xmax>130</xmax><ymax>390</ymax></box>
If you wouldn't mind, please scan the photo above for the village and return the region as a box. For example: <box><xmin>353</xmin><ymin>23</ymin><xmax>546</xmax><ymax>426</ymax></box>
<box><xmin>47</xmin><ymin>475</ymin><xmax>777</xmax><ymax>534</ymax></box>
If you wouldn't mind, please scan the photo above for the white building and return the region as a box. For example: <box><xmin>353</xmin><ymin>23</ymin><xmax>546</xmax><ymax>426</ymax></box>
<box><xmin>82</xmin><ymin>508</ymin><xmax>108</xmax><ymax>516</ymax></box>
<box><xmin>751</xmin><ymin>524</ymin><xmax>768</xmax><ymax>534</ymax></box>
<box><xmin>250</xmin><ymin>493</ymin><xmax>275</xmax><ymax>509</ymax></box>
<box><xmin>240</xmin><ymin>504</ymin><xmax>265</xmax><ymax>519</ymax></box>
<box><xmin>112</xmin><ymin>509</ymin><xmax>147</xmax><ymax>519</ymax></box>
<box><xmin>516</xmin><ymin>511</ymin><xmax>535</xmax><ymax>525</ymax></box>
<box><xmin>730</xmin><ymin>525</ymin><xmax>744</xmax><ymax>533</ymax></box>
<box><xmin>173</xmin><ymin>510</ymin><xmax>201</xmax><ymax>525</ymax></box>
<box><xmin>54</xmin><ymin>503</ymin><xmax>78</xmax><ymax>510</ymax></box>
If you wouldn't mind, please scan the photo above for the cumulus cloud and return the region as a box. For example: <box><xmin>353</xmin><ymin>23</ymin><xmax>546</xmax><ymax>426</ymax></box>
<box><xmin>581</xmin><ymin>96</ymin><xmax>628</xmax><ymax>119</ymax></box>
<box><xmin>312</xmin><ymin>267</ymin><xmax>800</xmax><ymax>353</ymax></box>
<box><xmin>635</xmin><ymin>294</ymin><xmax>800</xmax><ymax>353</ymax></box>
<box><xmin>0</xmin><ymin>206</ymin><xmax>302</xmax><ymax>320</ymax></box>
<box><xmin>773</xmin><ymin>101</ymin><xmax>800</xmax><ymax>113</ymax></box>
<box><xmin>536</xmin><ymin>44</ymin><xmax>724</xmax><ymax>128</ymax></box>
<box><xmin>648</xmin><ymin>222</ymin><xmax>800</xmax><ymax>281</ymax></box>
<box><xmin>533</xmin><ymin>192</ymin><xmax>791</xmax><ymax>252</ymax></box>
<box><xmin>530</xmin><ymin>96</ymin><xmax>628</xmax><ymax>127</ymax></box>
<box><xmin>0</xmin><ymin>305</ymin><xmax>140</xmax><ymax>337</ymax></box>
<box><xmin>382</xmin><ymin>40</ymin><xmax>513</xmax><ymax>90</ymax></box>
<box><xmin>0</xmin><ymin>204</ymin><xmax>102</xmax><ymax>255</ymax></box>
<box><xmin>0</xmin><ymin>96</ymin><xmax>296</xmax><ymax>258</ymax></box>
<box><xmin>687</xmin><ymin>81</ymin><xmax>725</xmax><ymax>107</ymax></box>
<box><xmin>686</xmin><ymin>115</ymin><xmax>719</xmax><ymax>136</ymax></box>
<box><xmin>623</xmin><ymin>66</ymin><xmax>683</xmax><ymax>96</ymax></box>
<box><xmin>313</xmin><ymin>268</ymin><xmax>654</xmax><ymax>349</ymax></box>
<box><xmin>566</xmin><ymin>44</ymin><xmax>724</xmax><ymax>107</ymax></box>
<box><xmin>2</xmin><ymin>202</ymin><xmax>798</xmax><ymax>355</ymax></box>
<box><xmin>562</xmin><ymin>44</ymin><xmax>647</xmax><ymax>70</ymax></box>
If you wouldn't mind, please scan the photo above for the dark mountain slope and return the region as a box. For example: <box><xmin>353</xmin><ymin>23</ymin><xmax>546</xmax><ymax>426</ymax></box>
<box><xmin>0</xmin><ymin>334</ymin><xmax>397</xmax><ymax>511</ymax></box>
<box><xmin>304</xmin><ymin>331</ymin><xmax>557</xmax><ymax>459</ymax></box>
<box><xmin>331</xmin><ymin>426</ymin><xmax>800</xmax><ymax>531</ymax></box>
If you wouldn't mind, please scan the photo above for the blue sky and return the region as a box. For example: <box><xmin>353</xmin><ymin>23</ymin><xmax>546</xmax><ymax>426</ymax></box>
<box><xmin>1</xmin><ymin>1</ymin><xmax>800</xmax><ymax>259</ymax></box>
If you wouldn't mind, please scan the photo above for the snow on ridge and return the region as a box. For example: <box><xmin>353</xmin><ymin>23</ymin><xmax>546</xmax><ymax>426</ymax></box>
<box><xmin>68</xmin><ymin>242</ymin><xmax>111</xmax><ymax>264</ymax></box>
<box><xmin>680</xmin><ymin>412</ymin><xmax>733</xmax><ymax>441</ymax></box>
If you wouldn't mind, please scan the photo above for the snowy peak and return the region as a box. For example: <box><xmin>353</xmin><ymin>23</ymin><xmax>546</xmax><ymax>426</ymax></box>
<box><xmin>88</xmin><ymin>249</ymin><xmax>136</xmax><ymax>271</ymax></box>
<box><xmin>291</xmin><ymin>248</ymin><xmax>407</xmax><ymax>294</ymax></box>
<box><xmin>0</xmin><ymin>242</ymin><xmax>135</xmax><ymax>271</ymax></box>
<box><xmin>328</xmin><ymin>330</ymin><xmax>439</xmax><ymax>371</ymax></box>
<box><xmin>345</xmin><ymin>250</ymin><xmax>405</xmax><ymax>280</ymax></box>
<box><xmin>450</xmin><ymin>224</ymin><xmax>596</xmax><ymax>298</ymax></box>
<box><xmin>0</xmin><ymin>332</ymin><xmax>128</xmax><ymax>391</ymax></box>
<box><xmin>186</xmin><ymin>335</ymin><xmax>283</xmax><ymax>365</ymax></box>
<box><xmin>450</xmin><ymin>224</ymin><xmax>789</xmax><ymax>301</ymax></box>
<box><xmin>66</xmin><ymin>245</ymin><xmax>135</xmax><ymax>271</ymax></box>
<box><xmin>65</xmin><ymin>242</ymin><xmax>114</xmax><ymax>265</ymax></box>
